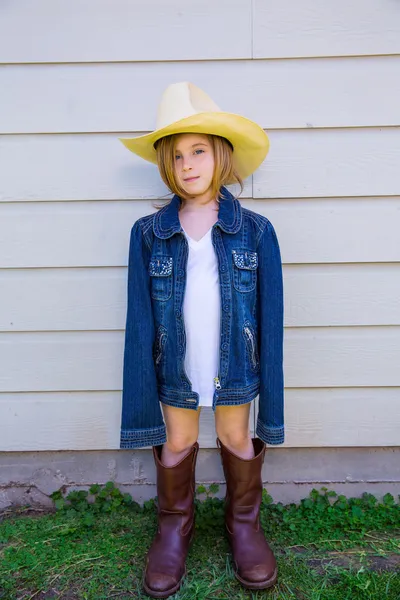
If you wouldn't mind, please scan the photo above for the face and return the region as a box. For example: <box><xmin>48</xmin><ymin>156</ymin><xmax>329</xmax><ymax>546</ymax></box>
<box><xmin>173</xmin><ymin>133</ymin><xmax>215</xmax><ymax>200</ymax></box>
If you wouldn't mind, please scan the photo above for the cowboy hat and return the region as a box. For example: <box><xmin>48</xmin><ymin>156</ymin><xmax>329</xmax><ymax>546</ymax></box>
<box><xmin>118</xmin><ymin>81</ymin><xmax>269</xmax><ymax>183</ymax></box>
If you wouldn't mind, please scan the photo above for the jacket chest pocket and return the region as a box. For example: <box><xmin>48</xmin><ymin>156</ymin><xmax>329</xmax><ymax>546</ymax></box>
<box><xmin>232</xmin><ymin>249</ymin><xmax>258</xmax><ymax>292</ymax></box>
<box><xmin>149</xmin><ymin>255</ymin><xmax>173</xmax><ymax>301</ymax></box>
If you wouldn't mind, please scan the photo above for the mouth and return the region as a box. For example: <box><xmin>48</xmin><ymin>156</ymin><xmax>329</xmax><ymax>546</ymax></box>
<box><xmin>183</xmin><ymin>176</ymin><xmax>199</xmax><ymax>182</ymax></box>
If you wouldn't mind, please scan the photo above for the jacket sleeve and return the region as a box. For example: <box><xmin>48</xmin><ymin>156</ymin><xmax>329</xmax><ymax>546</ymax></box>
<box><xmin>120</xmin><ymin>220</ymin><xmax>167</xmax><ymax>449</ymax></box>
<box><xmin>256</xmin><ymin>219</ymin><xmax>285</xmax><ymax>445</ymax></box>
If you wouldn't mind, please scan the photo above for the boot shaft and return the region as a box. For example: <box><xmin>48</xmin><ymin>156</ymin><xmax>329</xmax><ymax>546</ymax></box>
<box><xmin>153</xmin><ymin>442</ymin><xmax>199</xmax><ymax>514</ymax></box>
<box><xmin>217</xmin><ymin>437</ymin><xmax>266</xmax><ymax>527</ymax></box>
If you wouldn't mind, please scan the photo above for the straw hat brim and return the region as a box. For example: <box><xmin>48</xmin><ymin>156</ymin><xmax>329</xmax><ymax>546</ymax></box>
<box><xmin>118</xmin><ymin>111</ymin><xmax>269</xmax><ymax>182</ymax></box>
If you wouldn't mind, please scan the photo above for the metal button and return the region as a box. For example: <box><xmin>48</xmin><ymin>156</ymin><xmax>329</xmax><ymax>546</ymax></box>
<box><xmin>222</xmin><ymin>342</ymin><xmax>228</xmax><ymax>350</ymax></box>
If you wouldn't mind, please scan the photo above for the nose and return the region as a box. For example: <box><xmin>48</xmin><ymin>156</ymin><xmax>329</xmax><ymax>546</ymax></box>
<box><xmin>182</xmin><ymin>155</ymin><xmax>193</xmax><ymax>171</ymax></box>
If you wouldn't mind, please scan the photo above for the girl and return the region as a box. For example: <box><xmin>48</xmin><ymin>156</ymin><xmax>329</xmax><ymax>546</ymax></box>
<box><xmin>119</xmin><ymin>82</ymin><xmax>284</xmax><ymax>598</ymax></box>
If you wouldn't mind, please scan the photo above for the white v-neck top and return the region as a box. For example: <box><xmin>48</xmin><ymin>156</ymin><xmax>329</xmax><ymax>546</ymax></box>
<box><xmin>182</xmin><ymin>226</ymin><xmax>221</xmax><ymax>407</ymax></box>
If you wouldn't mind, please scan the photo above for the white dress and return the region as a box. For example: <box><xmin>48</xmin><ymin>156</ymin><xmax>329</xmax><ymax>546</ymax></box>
<box><xmin>182</xmin><ymin>226</ymin><xmax>221</xmax><ymax>407</ymax></box>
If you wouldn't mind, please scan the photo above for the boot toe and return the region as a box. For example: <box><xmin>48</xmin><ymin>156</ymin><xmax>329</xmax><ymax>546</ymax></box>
<box><xmin>144</xmin><ymin>571</ymin><xmax>179</xmax><ymax>593</ymax></box>
<box><xmin>240</xmin><ymin>564</ymin><xmax>276</xmax><ymax>583</ymax></box>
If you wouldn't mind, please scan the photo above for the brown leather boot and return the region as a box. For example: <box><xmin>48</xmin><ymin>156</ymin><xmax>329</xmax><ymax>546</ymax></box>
<box><xmin>216</xmin><ymin>436</ymin><xmax>278</xmax><ymax>590</ymax></box>
<box><xmin>143</xmin><ymin>441</ymin><xmax>199</xmax><ymax>598</ymax></box>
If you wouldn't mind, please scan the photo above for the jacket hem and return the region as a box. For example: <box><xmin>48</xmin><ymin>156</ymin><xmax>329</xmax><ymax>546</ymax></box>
<box><xmin>120</xmin><ymin>425</ymin><xmax>167</xmax><ymax>449</ymax></box>
<box><xmin>160</xmin><ymin>398</ymin><xmax>200</xmax><ymax>410</ymax></box>
<box><xmin>159</xmin><ymin>382</ymin><xmax>260</xmax><ymax>411</ymax></box>
<box><xmin>214</xmin><ymin>395</ymin><xmax>258</xmax><ymax>408</ymax></box>
<box><xmin>158</xmin><ymin>386</ymin><xmax>199</xmax><ymax>404</ymax></box>
<box><xmin>256</xmin><ymin>419</ymin><xmax>284</xmax><ymax>445</ymax></box>
<box><xmin>216</xmin><ymin>381</ymin><xmax>260</xmax><ymax>402</ymax></box>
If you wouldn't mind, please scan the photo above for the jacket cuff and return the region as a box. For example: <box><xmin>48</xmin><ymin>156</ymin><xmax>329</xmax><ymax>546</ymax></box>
<box><xmin>120</xmin><ymin>424</ymin><xmax>167</xmax><ymax>449</ymax></box>
<box><xmin>256</xmin><ymin>419</ymin><xmax>285</xmax><ymax>445</ymax></box>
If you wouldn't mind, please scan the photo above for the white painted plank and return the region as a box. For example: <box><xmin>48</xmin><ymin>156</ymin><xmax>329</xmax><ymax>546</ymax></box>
<box><xmin>2</xmin><ymin>57</ymin><xmax>400</xmax><ymax>133</ymax></box>
<box><xmin>0</xmin><ymin>268</ymin><xmax>126</xmax><ymax>332</ymax></box>
<box><xmin>284</xmin><ymin>326</ymin><xmax>400</xmax><ymax>388</ymax></box>
<box><xmin>0</xmin><ymin>0</ymin><xmax>251</xmax><ymax>63</ymax></box>
<box><xmin>2</xmin><ymin>264</ymin><xmax>400</xmax><ymax>332</ymax></box>
<box><xmin>254</xmin><ymin>388</ymin><xmax>400</xmax><ymax>448</ymax></box>
<box><xmin>0</xmin><ymin>391</ymin><xmax>246</xmax><ymax>451</ymax></box>
<box><xmin>0</xmin><ymin>327</ymin><xmax>399</xmax><ymax>392</ymax></box>
<box><xmin>2</xmin><ymin>0</ymin><xmax>398</xmax><ymax>63</ymax></box>
<box><xmin>0</xmin><ymin>388</ymin><xmax>398</xmax><ymax>451</ymax></box>
<box><xmin>0</xmin><ymin>392</ymin><xmax>122</xmax><ymax>451</ymax></box>
<box><xmin>0</xmin><ymin>331</ymin><xmax>124</xmax><ymax>393</ymax></box>
<box><xmin>253</xmin><ymin>128</ymin><xmax>400</xmax><ymax>198</ymax></box>
<box><xmin>0</xmin><ymin>133</ymin><xmax>251</xmax><ymax>202</ymax></box>
<box><xmin>1</xmin><ymin>130</ymin><xmax>398</xmax><ymax>203</ymax></box>
<box><xmin>283</xmin><ymin>264</ymin><xmax>400</xmax><ymax>327</ymax></box>
<box><xmin>244</xmin><ymin>197</ymin><xmax>400</xmax><ymax>264</ymax></box>
<box><xmin>0</xmin><ymin>201</ymin><xmax>143</xmax><ymax>268</ymax></box>
<box><xmin>1</xmin><ymin>197</ymin><xmax>399</xmax><ymax>268</ymax></box>
<box><xmin>0</xmin><ymin>128</ymin><xmax>400</xmax><ymax>201</ymax></box>
<box><xmin>253</xmin><ymin>0</ymin><xmax>400</xmax><ymax>58</ymax></box>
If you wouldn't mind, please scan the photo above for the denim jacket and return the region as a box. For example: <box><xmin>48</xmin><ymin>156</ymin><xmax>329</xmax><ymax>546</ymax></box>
<box><xmin>120</xmin><ymin>186</ymin><xmax>284</xmax><ymax>449</ymax></box>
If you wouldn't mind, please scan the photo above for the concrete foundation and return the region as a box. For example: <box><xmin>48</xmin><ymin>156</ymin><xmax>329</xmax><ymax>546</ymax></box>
<box><xmin>1</xmin><ymin>447</ymin><xmax>399</xmax><ymax>510</ymax></box>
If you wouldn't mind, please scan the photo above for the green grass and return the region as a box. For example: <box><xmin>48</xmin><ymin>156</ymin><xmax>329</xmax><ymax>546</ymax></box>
<box><xmin>0</xmin><ymin>485</ymin><xmax>399</xmax><ymax>599</ymax></box>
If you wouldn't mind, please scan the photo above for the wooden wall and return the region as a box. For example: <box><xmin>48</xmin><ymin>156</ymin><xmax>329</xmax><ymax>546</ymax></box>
<box><xmin>1</xmin><ymin>0</ymin><xmax>399</xmax><ymax>450</ymax></box>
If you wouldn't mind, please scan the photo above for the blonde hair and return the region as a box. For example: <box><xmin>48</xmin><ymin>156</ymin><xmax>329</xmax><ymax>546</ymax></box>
<box><xmin>152</xmin><ymin>133</ymin><xmax>244</xmax><ymax>210</ymax></box>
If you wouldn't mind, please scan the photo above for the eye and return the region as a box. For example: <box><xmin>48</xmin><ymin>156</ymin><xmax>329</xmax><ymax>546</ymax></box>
<box><xmin>194</xmin><ymin>149</ymin><xmax>204</xmax><ymax>155</ymax></box>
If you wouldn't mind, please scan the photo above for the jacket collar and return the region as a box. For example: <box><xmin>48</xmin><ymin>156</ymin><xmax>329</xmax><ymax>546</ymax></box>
<box><xmin>153</xmin><ymin>186</ymin><xmax>242</xmax><ymax>239</ymax></box>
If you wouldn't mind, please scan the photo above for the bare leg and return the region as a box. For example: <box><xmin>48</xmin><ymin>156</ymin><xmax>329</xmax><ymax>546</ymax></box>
<box><xmin>160</xmin><ymin>403</ymin><xmax>202</xmax><ymax>466</ymax></box>
<box><xmin>215</xmin><ymin>402</ymin><xmax>255</xmax><ymax>459</ymax></box>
